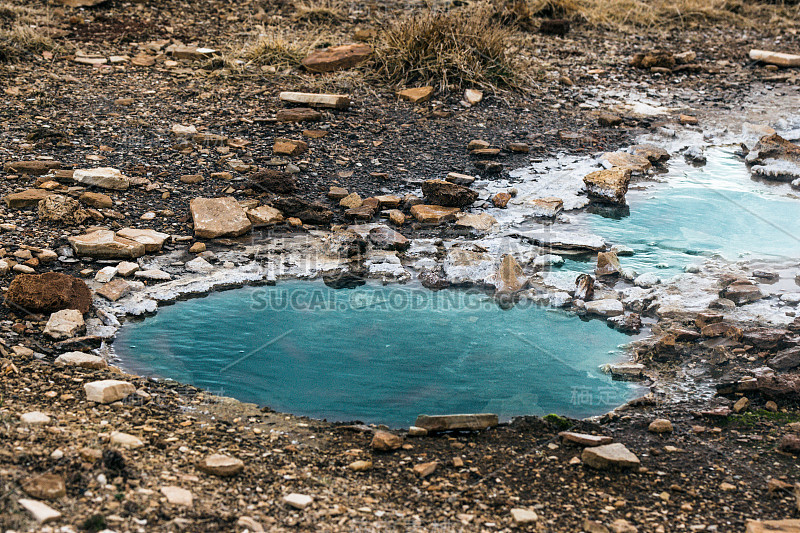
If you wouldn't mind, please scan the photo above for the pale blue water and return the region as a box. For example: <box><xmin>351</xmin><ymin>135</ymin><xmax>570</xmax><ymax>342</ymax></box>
<box><xmin>115</xmin><ymin>282</ymin><xmax>639</xmax><ymax>427</ymax></box>
<box><xmin>563</xmin><ymin>147</ymin><xmax>800</xmax><ymax>277</ymax></box>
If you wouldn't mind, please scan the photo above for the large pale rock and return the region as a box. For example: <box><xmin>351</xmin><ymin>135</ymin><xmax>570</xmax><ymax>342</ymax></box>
<box><xmin>55</xmin><ymin>351</ymin><xmax>107</xmax><ymax>369</ymax></box>
<box><xmin>585</xmin><ymin>299</ymin><xmax>624</xmax><ymax>317</ymax></box>
<box><xmin>584</xmin><ymin>168</ymin><xmax>632</xmax><ymax>205</ymax></box>
<box><xmin>84</xmin><ymin>380</ymin><xmax>135</xmax><ymax>404</ymax></box>
<box><xmin>161</xmin><ymin>486</ymin><xmax>193</xmax><ymax>506</ymax></box>
<box><xmin>368</xmin><ymin>226</ymin><xmax>409</xmax><ymax>251</ymax></box>
<box><xmin>116</xmin><ymin>228</ymin><xmax>170</xmax><ymax>252</ymax></box>
<box><xmin>648</xmin><ymin>418</ymin><xmax>673</xmax><ymax>433</ymax></box>
<box><xmin>283</xmin><ymin>493</ymin><xmax>313</xmax><ymax>509</ymax></box>
<box><xmin>528</xmin><ymin>197</ymin><xmax>563</xmax><ymax>218</ymax></box>
<box><xmin>20</xmin><ymin>411</ymin><xmax>51</xmax><ymax>425</ymax></box>
<box><xmin>44</xmin><ymin>309</ymin><xmax>85</xmax><ymax>339</ymax></box>
<box><xmin>3</xmin><ymin>160</ymin><xmax>61</xmax><ymax>175</ymax></box>
<box><xmin>6</xmin><ymin>272</ymin><xmax>91</xmax><ymax>314</ymax></box>
<box><xmin>559</xmin><ymin>431</ymin><xmax>613</xmax><ymax>447</ymax></box>
<box><xmin>510</xmin><ymin>508</ymin><xmax>538</xmax><ymax>525</ymax></box>
<box><xmin>96</xmin><ymin>279</ymin><xmax>132</xmax><ymax>301</ymax></box>
<box><xmin>749</xmin><ymin>49</ymin><xmax>800</xmax><ymax>68</ymax></box>
<box><xmin>21</xmin><ymin>474</ymin><xmax>66</xmax><ymax>500</ymax></box>
<box><xmin>68</xmin><ymin>230</ymin><xmax>145</xmax><ymax>259</ymax></box>
<box><xmin>746</xmin><ymin>520</ymin><xmax>800</xmax><ymax>533</ymax></box>
<box><xmin>371</xmin><ymin>430</ymin><xmax>403</xmax><ymax>451</ymax></box>
<box><xmin>18</xmin><ymin>499</ymin><xmax>61</xmax><ymax>524</ymax></box>
<box><xmin>279</xmin><ymin>92</ymin><xmax>351</xmax><ymax>109</ymax></box>
<box><xmin>421</xmin><ymin>179</ymin><xmax>478</xmax><ymax>207</ymax></box>
<box><xmin>190</xmin><ymin>197</ymin><xmax>252</xmax><ymax>238</ymax></box>
<box><xmin>247</xmin><ymin>205</ymin><xmax>284</xmax><ymax>226</ymax></box>
<box><xmin>601</xmin><ymin>152</ymin><xmax>652</xmax><ymax>172</ymax></box>
<box><xmin>581</xmin><ymin>443</ymin><xmax>640</xmax><ymax>469</ymax></box>
<box><xmin>595</xmin><ymin>251</ymin><xmax>622</xmax><ymax>276</ymax></box>
<box><xmin>4</xmin><ymin>189</ymin><xmax>53</xmax><ymax>209</ymax></box>
<box><xmin>302</xmin><ymin>44</ymin><xmax>372</xmax><ymax>72</ymax></box>
<box><xmin>197</xmin><ymin>454</ymin><xmax>245</xmax><ymax>477</ymax></box>
<box><xmin>410</xmin><ymin>205</ymin><xmax>460</xmax><ymax>224</ymax></box>
<box><xmin>72</xmin><ymin>167</ymin><xmax>130</xmax><ymax>190</ymax></box>
<box><xmin>110</xmin><ymin>431</ymin><xmax>144</xmax><ymax>448</ymax></box>
<box><xmin>455</xmin><ymin>213</ymin><xmax>497</xmax><ymax>231</ymax></box>
<box><xmin>414</xmin><ymin>414</ymin><xmax>498</xmax><ymax>432</ymax></box>
<box><xmin>487</xmin><ymin>254</ymin><xmax>528</xmax><ymax>294</ymax></box>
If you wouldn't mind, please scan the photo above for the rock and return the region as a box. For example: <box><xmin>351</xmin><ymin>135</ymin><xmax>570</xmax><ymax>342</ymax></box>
<box><xmin>510</xmin><ymin>508</ymin><xmax>538</xmax><ymax>525</ymax></box>
<box><xmin>445</xmin><ymin>172</ymin><xmax>476</xmax><ymax>185</ymax></box>
<box><xmin>6</xmin><ymin>273</ymin><xmax>92</xmax><ymax>314</ymax></box>
<box><xmin>302</xmin><ymin>43</ymin><xmax>372</xmax><ymax>72</ymax></box>
<box><xmin>455</xmin><ymin>213</ymin><xmax>497</xmax><ymax>231</ymax></box>
<box><xmin>374</xmin><ymin>195</ymin><xmax>401</xmax><ymax>209</ymax></box>
<box><xmin>38</xmin><ymin>195</ymin><xmax>85</xmax><ymax>224</ymax></box>
<box><xmin>55</xmin><ymin>352</ymin><xmax>107</xmax><ymax>369</ymax></box>
<box><xmin>167</xmin><ymin>45</ymin><xmax>216</xmax><ymax>60</ymax></box>
<box><xmin>161</xmin><ymin>486</ymin><xmax>193</xmax><ymax>506</ymax></box>
<box><xmin>348</xmin><ymin>460</ymin><xmax>373</xmax><ymax>472</ymax></box>
<box><xmin>747</xmin><ymin>134</ymin><xmax>800</xmax><ymax>167</ymax></box>
<box><xmin>749</xmin><ymin>49</ymin><xmax>800</xmax><ymax>68</ymax></box>
<box><xmin>246</xmin><ymin>169</ymin><xmax>297</xmax><ymax>194</ymax></box>
<box><xmin>398</xmin><ymin>86</ymin><xmax>434</xmax><ymax>103</ymax></box>
<box><xmin>408</xmin><ymin>426</ymin><xmax>428</xmax><ymax>437</ymax></box>
<box><xmin>585</xmin><ymin>299</ymin><xmax>624</xmax><ymax>317</ymax></box>
<box><xmin>279</xmin><ymin>91</ymin><xmax>351</xmax><ymax>109</ymax></box>
<box><xmin>135</xmin><ymin>269</ymin><xmax>171</xmax><ymax>281</ymax></box>
<box><xmin>598</xmin><ymin>111</ymin><xmax>622</xmax><ymax>127</ymax></box>
<box><xmin>528</xmin><ymin>197</ymin><xmax>563</xmax><ymax>218</ymax></box>
<box><xmin>185</xmin><ymin>257</ymin><xmax>214</xmax><ymax>273</ymax></box>
<box><xmin>607</xmin><ymin>362</ymin><xmax>645</xmax><ymax>378</ymax></box>
<box><xmin>422</xmin><ymin>179</ymin><xmax>478</xmax><ymax>207</ymax></box>
<box><xmin>96</xmin><ymin>279</ymin><xmax>132</xmax><ymax>301</ymax></box>
<box><xmin>22</xmin><ymin>474</ymin><xmax>66</xmax><ymax>500</ymax></box>
<box><xmin>276</xmin><ymin>108</ymin><xmax>322</xmax><ymax>123</ymax></box>
<box><xmin>283</xmin><ymin>493</ymin><xmax>313</xmax><ymax>509</ymax></box>
<box><xmin>559</xmin><ymin>431</ymin><xmax>613</xmax><ymax>447</ymax></box>
<box><xmin>273</xmin><ymin>139</ymin><xmax>308</xmax><ymax>156</ymax></box>
<box><xmin>410</xmin><ymin>205</ymin><xmax>461</xmax><ymax>224</ymax></box>
<box><xmin>237</xmin><ymin>517</ymin><xmax>264</xmax><ymax>532</ymax></box>
<box><xmin>634</xmin><ymin>272</ymin><xmax>660</xmax><ymax>288</ymax></box>
<box><xmin>595</xmin><ymin>251</ymin><xmax>622</xmax><ymax>276</ymax></box>
<box><xmin>766</xmin><ymin>401</ymin><xmax>779</xmax><ymax>412</ymax></box>
<box><xmin>68</xmin><ymin>230</ymin><xmax>145</xmax><ymax>259</ymax></box>
<box><xmin>368</xmin><ymin>226</ymin><xmax>409</xmax><ymax>251</ymax></box>
<box><xmin>84</xmin><ymin>380</ymin><xmax>135</xmax><ymax>404</ymax></box>
<box><xmin>95</xmin><ymin>266</ymin><xmax>117</xmax><ymax>284</ymax></box>
<box><xmin>44</xmin><ymin>309</ymin><xmax>85</xmax><ymax>339</ymax></box>
<box><xmin>631</xmin><ymin>144</ymin><xmax>670</xmax><ymax>163</ymax></box>
<box><xmin>190</xmin><ymin>197</ymin><xmax>252</xmax><ymax>238</ymax></box>
<box><xmin>468</xmin><ymin>140</ymin><xmax>490</xmax><ymax>150</ymax></box>
<box><xmin>680</xmin><ymin>115</ymin><xmax>699</xmax><ymax>125</ymax></box>
<box><xmin>508</xmin><ymin>142</ymin><xmax>529</xmax><ymax>153</ymax></box>
<box><xmin>574</xmin><ymin>274</ymin><xmax>595</xmax><ymax>301</ymax></box>
<box><xmin>610</xmin><ymin>519</ymin><xmax>639</xmax><ymax>533</ymax></box>
<box><xmin>581</xmin><ymin>443</ymin><xmax>640</xmax><ymax>469</ymax></box>
<box><xmin>116</xmin><ymin>261</ymin><xmax>139</xmax><ymax>277</ymax></box>
<box><xmin>733</xmin><ymin>396</ymin><xmax>750</xmax><ymax>413</ymax></box>
<box><xmin>607</xmin><ymin>312</ymin><xmax>642</xmax><ymax>334</ymax></box>
<box><xmin>20</xmin><ymin>411</ymin><xmax>51</xmax><ymax>425</ymax></box>
<box><xmin>325</xmin><ymin>230</ymin><xmax>367</xmax><ymax>257</ymax></box>
<box><xmin>780</xmin><ymin>434</ymin><xmax>800</xmax><ymax>454</ymax></box>
<box><xmin>648</xmin><ymin>419</ymin><xmax>673</xmax><ymax>433</ymax></box>
<box><xmin>488</xmin><ymin>254</ymin><xmax>528</xmax><ymax>294</ymax></box>
<box><xmin>745</xmin><ymin>520</ymin><xmax>800</xmax><ymax>533</ymax></box>
<box><xmin>721</xmin><ymin>282</ymin><xmax>763</xmax><ymax>305</ymax></box>
<box><xmin>3</xmin><ymin>160</ymin><xmax>61</xmax><ymax>175</ymax></box>
<box><xmin>4</xmin><ymin>189</ymin><xmax>54</xmax><ymax>209</ymax></box>
<box><xmin>339</xmin><ymin>192</ymin><xmax>363</xmax><ymax>209</ymax></box>
<box><xmin>584</xmin><ymin>168</ymin><xmax>632</xmax><ymax>205</ymax></box>
<box><xmin>272</xmin><ymin>197</ymin><xmax>333</xmax><ymax>225</ymax></box>
<box><xmin>701</xmin><ymin>322</ymin><xmax>742</xmax><ymax>339</ymax></box>
<box><xmin>464</xmin><ymin>89</ymin><xmax>483</xmax><ymax>105</ymax></box>
<box><xmin>180</xmin><ymin>174</ymin><xmax>204</xmax><ymax>184</ymax></box>
<box><xmin>72</xmin><ymin>167</ymin><xmax>130</xmax><ymax>190</ymax></box>
<box><xmin>246</xmin><ymin>205</ymin><xmax>284</xmax><ymax>226</ymax></box>
<box><xmin>414</xmin><ymin>414</ymin><xmax>498</xmax><ymax>432</ymax></box>
<box><xmin>116</xmin><ymin>228</ymin><xmax>169</xmax><ymax>252</ymax></box>
<box><xmin>345</xmin><ymin>205</ymin><xmax>376</xmax><ymax>220</ymax></box>
<box><xmin>770</xmin><ymin>347</ymin><xmax>800</xmax><ymax>371</ymax></box>
<box><xmin>328</xmin><ymin>186</ymin><xmax>349</xmax><ymax>200</ymax></box>
<box><xmin>110</xmin><ymin>431</ymin><xmax>144</xmax><ymax>448</ymax></box>
<box><xmin>602</xmin><ymin>152</ymin><xmax>651</xmax><ymax>173</ymax></box>
<box><xmin>492</xmin><ymin>192</ymin><xmax>512</xmax><ymax>208</ymax></box>
<box><xmin>388</xmin><ymin>210</ymin><xmax>405</xmax><ymax>225</ymax></box>
<box><xmin>18</xmin><ymin>498</ymin><xmax>61</xmax><ymax>523</ymax></box>
<box><xmin>198</xmin><ymin>454</ymin><xmax>244</xmax><ymax>477</ymax></box>
<box><xmin>371</xmin><ymin>430</ymin><xmax>403</xmax><ymax>451</ymax></box>
<box><xmin>413</xmin><ymin>461</ymin><xmax>438</xmax><ymax>478</ymax></box>
<box><xmin>631</xmin><ymin>51</ymin><xmax>675</xmax><ymax>69</ymax></box>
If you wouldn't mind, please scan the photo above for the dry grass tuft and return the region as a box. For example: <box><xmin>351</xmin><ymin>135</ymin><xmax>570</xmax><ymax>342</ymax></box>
<box><xmin>292</xmin><ymin>0</ymin><xmax>345</xmax><ymax>25</ymax></box>
<box><xmin>374</xmin><ymin>6</ymin><xmax>523</xmax><ymax>92</ymax></box>
<box><xmin>0</xmin><ymin>23</ymin><xmax>57</xmax><ymax>63</ymax></box>
<box><xmin>243</xmin><ymin>30</ymin><xmax>308</xmax><ymax>68</ymax></box>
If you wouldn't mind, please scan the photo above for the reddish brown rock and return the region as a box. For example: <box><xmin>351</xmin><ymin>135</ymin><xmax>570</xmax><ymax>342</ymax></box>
<box><xmin>371</xmin><ymin>430</ymin><xmax>403</xmax><ymax>451</ymax></box>
<box><xmin>21</xmin><ymin>474</ymin><xmax>66</xmax><ymax>500</ymax></box>
<box><xmin>398</xmin><ymin>86</ymin><xmax>434</xmax><ymax>104</ymax></box>
<box><xmin>492</xmin><ymin>192</ymin><xmax>512</xmax><ymax>208</ymax></box>
<box><xmin>276</xmin><ymin>108</ymin><xmax>322</xmax><ymax>123</ymax></box>
<box><xmin>3</xmin><ymin>160</ymin><xmax>61</xmax><ymax>175</ymax></box>
<box><xmin>421</xmin><ymin>179</ymin><xmax>478</xmax><ymax>208</ymax></box>
<box><xmin>302</xmin><ymin>44</ymin><xmax>372</xmax><ymax>72</ymax></box>
<box><xmin>6</xmin><ymin>272</ymin><xmax>92</xmax><ymax>314</ymax></box>
<box><xmin>273</xmin><ymin>139</ymin><xmax>308</xmax><ymax>157</ymax></box>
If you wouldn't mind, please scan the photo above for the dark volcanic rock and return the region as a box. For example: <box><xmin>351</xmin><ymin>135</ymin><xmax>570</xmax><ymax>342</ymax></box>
<box><xmin>421</xmin><ymin>179</ymin><xmax>478</xmax><ymax>208</ymax></box>
<box><xmin>5</xmin><ymin>272</ymin><xmax>92</xmax><ymax>314</ymax></box>
<box><xmin>246</xmin><ymin>169</ymin><xmax>297</xmax><ymax>194</ymax></box>
<box><xmin>272</xmin><ymin>197</ymin><xmax>333</xmax><ymax>225</ymax></box>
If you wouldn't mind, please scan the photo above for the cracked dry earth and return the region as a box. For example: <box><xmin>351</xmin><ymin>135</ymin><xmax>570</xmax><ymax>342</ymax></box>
<box><xmin>2</xmin><ymin>0</ymin><xmax>800</xmax><ymax>531</ymax></box>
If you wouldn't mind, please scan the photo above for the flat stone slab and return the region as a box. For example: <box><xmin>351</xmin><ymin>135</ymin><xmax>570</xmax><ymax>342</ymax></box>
<box><xmin>559</xmin><ymin>431</ymin><xmax>613</xmax><ymax>447</ymax></box>
<box><xmin>414</xmin><ymin>413</ymin><xmax>498</xmax><ymax>432</ymax></box>
<box><xmin>84</xmin><ymin>379</ymin><xmax>135</xmax><ymax>404</ymax></box>
<box><xmin>72</xmin><ymin>167</ymin><xmax>130</xmax><ymax>190</ymax></box>
<box><xmin>116</xmin><ymin>228</ymin><xmax>170</xmax><ymax>252</ymax></box>
<box><xmin>55</xmin><ymin>351</ymin><xmax>107</xmax><ymax>369</ymax></box>
<box><xmin>511</xmin><ymin>229</ymin><xmax>606</xmax><ymax>252</ymax></box>
<box><xmin>68</xmin><ymin>230</ymin><xmax>145</xmax><ymax>259</ymax></box>
<box><xmin>746</xmin><ymin>520</ymin><xmax>800</xmax><ymax>533</ymax></box>
<box><xmin>581</xmin><ymin>443</ymin><xmax>640</xmax><ymax>469</ymax></box>
<box><xmin>410</xmin><ymin>205</ymin><xmax>460</xmax><ymax>224</ymax></box>
<box><xmin>190</xmin><ymin>197</ymin><xmax>252</xmax><ymax>239</ymax></box>
<box><xmin>283</xmin><ymin>493</ymin><xmax>313</xmax><ymax>509</ymax></box>
<box><xmin>161</xmin><ymin>486</ymin><xmax>193</xmax><ymax>507</ymax></box>
<box><xmin>279</xmin><ymin>91</ymin><xmax>351</xmax><ymax>109</ymax></box>
<box><xmin>302</xmin><ymin>43</ymin><xmax>372</xmax><ymax>72</ymax></box>
<box><xmin>198</xmin><ymin>454</ymin><xmax>245</xmax><ymax>477</ymax></box>
<box><xmin>749</xmin><ymin>49</ymin><xmax>800</xmax><ymax>68</ymax></box>
<box><xmin>4</xmin><ymin>160</ymin><xmax>61</xmax><ymax>175</ymax></box>
<box><xmin>18</xmin><ymin>498</ymin><xmax>61</xmax><ymax>523</ymax></box>
<box><xmin>4</xmin><ymin>189</ymin><xmax>53</xmax><ymax>209</ymax></box>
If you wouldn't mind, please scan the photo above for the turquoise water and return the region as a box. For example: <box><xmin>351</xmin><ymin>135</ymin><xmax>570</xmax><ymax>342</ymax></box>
<box><xmin>114</xmin><ymin>282</ymin><xmax>639</xmax><ymax>427</ymax></box>
<box><xmin>564</xmin><ymin>147</ymin><xmax>800</xmax><ymax>277</ymax></box>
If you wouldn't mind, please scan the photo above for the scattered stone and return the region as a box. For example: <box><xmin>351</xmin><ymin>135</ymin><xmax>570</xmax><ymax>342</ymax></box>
<box><xmin>368</xmin><ymin>226</ymin><xmax>409</xmax><ymax>251</ymax></box>
<box><xmin>410</xmin><ymin>205</ymin><xmax>460</xmax><ymax>224</ymax></box>
<box><xmin>4</xmin><ymin>189</ymin><xmax>54</xmax><ymax>209</ymax></box>
<box><xmin>584</xmin><ymin>168</ymin><xmax>632</xmax><ymax>205</ymax></box>
<box><xmin>110</xmin><ymin>431</ymin><xmax>144</xmax><ymax>448</ymax></box>
<box><xmin>247</xmin><ymin>205</ymin><xmax>284</xmax><ymax>226</ymax></box>
<box><xmin>388</xmin><ymin>210</ymin><xmax>405</xmax><ymax>225</ymax></box>
<box><xmin>4</xmin><ymin>160</ymin><xmax>61</xmax><ymax>175</ymax></box>
<box><xmin>279</xmin><ymin>92</ymin><xmax>351</xmax><ymax>109</ymax></box>
<box><xmin>190</xmin><ymin>197</ymin><xmax>252</xmax><ymax>238</ymax></box>
<box><xmin>83</xmin><ymin>380</ymin><xmax>135</xmax><ymax>404</ymax></box>
<box><xmin>464</xmin><ymin>89</ymin><xmax>483</xmax><ymax>105</ymax></box>
<box><xmin>721</xmin><ymin>282</ymin><xmax>763</xmax><ymax>305</ymax></box>
<box><xmin>606</xmin><ymin>363</ymin><xmax>645</xmax><ymax>378</ymax></box>
<box><xmin>339</xmin><ymin>192</ymin><xmax>363</xmax><ymax>209</ymax></box>
<box><xmin>770</xmin><ymin>347</ymin><xmax>800</xmax><ymax>371</ymax></box>
<box><xmin>574</xmin><ymin>273</ymin><xmax>595</xmax><ymax>301</ymax></box>
<box><xmin>559</xmin><ymin>431</ymin><xmax>613</xmax><ymax>447</ymax></box>
<box><xmin>510</xmin><ymin>508</ymin><xmax>538</xmax><ymax>525</ymax></box>
<box><xmin>22</xmin><ymin>474</ymin><xmax>66</xmax><ymax>500</ymax></box>
<box><xmin>6</xmin><ymin>272</ymin><xmax>92</xmax><ymax>314</ymax></box>
<box><xmin>44</xmin><ymin>309</ymin><xmax>85</xmax><ymax>339</ymax></box>
<box><xmin>602</xmin><ymin>152</ymin><xmax>652</xmax><ymax>173</ymax></box>
<box><xmin>581</xmin><ymin>443</ymin><xmax>640</xmax><ymax>469</ymax></box>
<box><xmin>273</xmin><ymin>197</ymin><xmax>333</xmax><ymax>225</ymax></box>
<box><xmin>749</xmin><ymin>49</ymin><xmax>800</xmax><ymax>68</ymax></box>
<box><xmin>413</xmin><ymin>461</ymin><xmax>438</xmax><ymax>478</ymax></box>
<box><xmin>414</xmin><ymin>414</ymin><xmax>498</xmax><ymax>432</ymax></box>
<box><xmin>38</xmin><ymin>195</ymin><xmax>85</xmax><ymax>225</ymax></box>
<box><xmin>97</xmin><ymin>278</ymin><xmax>132</xmax><ymax>301</ymax></box>
<box><xmin>631</xmin><ymin>144</ymin><xmax>670</xmax><ymax>163</ymax></box>
<box><xmin>161</xmin><ymin>486</ymin><xmax>193</xmax><ymax>507</ymax></box>
<box><xmin>198</xmin><ymin>454</ymin><xmax>245</xmax><ymax>477</ymax></box>
<box><xmin>455</xmin><ymin>212</ymin><xmax>497</xmax><ymax>231</ymax></box>
<box><xmin>185</xmin><ymin>257</ymin><xmax>214</xmax><ymax>273</ymax></box>
<box><xmin>116</xmin><ymin>228</ymin><xmax>169</xmax><ymax>253</ymax></box>
<box><xmin>18</xmin><ymin>498</ymin><xmax>61</xmax><ymax>524</ymax></box>
<box><xmin>20</xmin><ymin>411</ymin><xmax>51</xmax><ymax>425</ymax></box>
<box><xmin>273</xmin><ymin>139</ymin><xmax>308</xmax><ymax>157</ymax></box>
<box><xmin>348</xmin><ymin>460</ymin><xmax>373</xmax><ymax>472</ymax></box>
<box><xmin>488</xmin><ymin>254</ymin><xmax>528</xmax><ymax>294</ymax></box>
<box><xmin>72</xmin><ymin>167</ymin><xmax>130</xmax><ymax>190</ymax></box>
<box><xmin>595</xmin><ymin>251</ymin><xmax>622</xmax><ymax>276</ymax></box>
<box><xmin>277</xmin><ymin>108</ymin><xmax>323</xmax><ymax>123</ymax></box>
<box><xmin>745</xmin><ymin>520</ymin><xmax>800</xmax><ymax>533</ymax></box>
<box><xmin>421</xmin><ymin>179</ymin><xmax>478</xmax><ymax>207</ymax></box>
<box><xmin>492</xmin><ymin>192</ymin><xmax>512</xmax><ymax>208</ymax></box>
<box><xmin>135</xmin><ymin>269</ymin><xmax>171</xmax><ymax>281</ymax></box>
<box><xmin>733</xmin><ymin>396</ymin><xmax>750</xmax><ymax>413</ymax></box>
<box><xmin>585</xmin><ymin>299</ymin><xmax>624</xmax><ymax>317</ymax></box>
<box><xmin>408</xmin><ymin>426</ymin><xmax>428</xmax><ymax>437</ymax></box>
<box><xmin>507</xmin><ymin>142</ymin><xmax>530</xmax><ymax>153</ymax></box>
<box><xmin>55</xmin><ymin>352</ymin><xmax>107</xmax><ymax>369</ymax></box>
<box><xmin>302</xmin><ymin>43</ymin><xmax>372</xmax><ymax>72</ymax></box>
<box><xmin>283</xmin><ymin>493</ymin><xmax>313</xmax><ymax>509</ymax></box>
<box><xmin>648</xmin><ymin>419</ymin><xmax>674</xmax><ymax>433</ymax></box>
<box><xmin>69</xmin><ymin>230</ymin><xmax>145</xmax><ymax>259</ymax></box>
<box><xmin>116</xmin><ymin>261</ymin><xmax>139</xmax><ymax>277</ymax></box>
<box><xmin>528</xmin><ymin>197</ymin><xmax>564</xmax><ymax>218</ymax></box>
<box><xmin>372</xmin><ymin>430</ymin><xmax>403</xmax><ymax>451</ymax></box>
<box><xmin>631</xmin><ymin>51</ymin><xmax>675</xmax><ymax>69</ymax></box>
<box><xmin>398</xmin><ymin>86</ymin><xmax>434</xmax><ymax>103</ymax></box>
<box><xmin>445</xmin><ymin>172</ymin><xmax>476</xmax><ymax>185</ymax></box>
<box><xmin>598</xmin><ymin>111</ymin><xmax>623</xmax><ymax>127</ymax></box>
<box><xmin>327</xmin><ymin>186</ymin><xmax>349</xmax><ymax>200</ymax></box>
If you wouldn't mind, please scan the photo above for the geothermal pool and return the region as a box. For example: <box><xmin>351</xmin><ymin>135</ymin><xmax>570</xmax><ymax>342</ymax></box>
<box><xmin>114</xmin><ymin>282</ymin><xmax>639</xmax><ymax>427</ymax></box>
